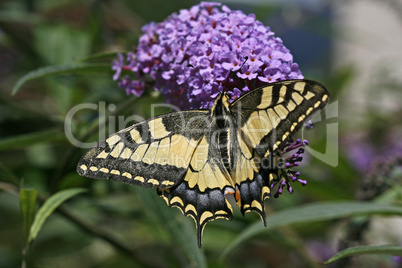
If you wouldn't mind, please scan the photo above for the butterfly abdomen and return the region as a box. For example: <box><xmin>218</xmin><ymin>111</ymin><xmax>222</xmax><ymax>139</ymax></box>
<box><xmin>209</xmin><ymin>92</ymin><xmax>234</xmax><ymax>174</ymax></box>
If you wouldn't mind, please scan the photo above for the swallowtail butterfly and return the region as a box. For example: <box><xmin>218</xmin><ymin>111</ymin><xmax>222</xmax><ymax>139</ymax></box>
<box><xmin>77</xmin><ymin>79</ymin><xmax>330</xmax><ymax>247</ymax></box>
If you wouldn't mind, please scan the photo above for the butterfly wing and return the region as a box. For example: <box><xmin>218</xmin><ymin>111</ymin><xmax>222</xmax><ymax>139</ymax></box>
<box><xmin>159</xmin><ymin>132</ymin><xmax>235</xmax><ymax>248</ymax></box>
<box><xmin>77</xmin><ymin>109</ymin><xmax>235</xmax><ymax>248</ymax></box>
<box><xmin>77</xmin><ymin>110</ymin><xmax>210</xmax><ymax>189</ymax></box>
<box><xmin>230</xmin><ymin>79</ymin><xmax>330</xmax><ymax>220</ymax></box>
<box><xmin>231</xmin><ymin>130</ymin><xmax>273</xmax><ymax>223</ymax></box>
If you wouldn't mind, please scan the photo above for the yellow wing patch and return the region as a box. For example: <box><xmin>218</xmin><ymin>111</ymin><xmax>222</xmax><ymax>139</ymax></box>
<box><xmin>184</xmin><ymin>136</ymin><xmax>232</xmax><ymax>192</ymax></box>
<box><xmin>148</xmin><ymin>118</ymin><xmax>171</xmax><ymax>139</ymax></box>
<box><xmin>234</xmin><ymin>132</ymin><xmax>260</xmax><ymax>185</ymax></box>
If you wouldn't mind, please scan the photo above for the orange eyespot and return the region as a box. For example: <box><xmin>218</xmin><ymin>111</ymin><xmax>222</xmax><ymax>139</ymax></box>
<box><xmin>235</xmin><ymin>188</ymin><xmax>240</xmax><ymax>202</ymax></box>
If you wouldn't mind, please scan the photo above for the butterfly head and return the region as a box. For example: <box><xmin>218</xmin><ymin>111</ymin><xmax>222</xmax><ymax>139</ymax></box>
<box><xmin>220</xmin><ymin>91</ymin><xmax>231</xmax><ymax>104</ymax></box>
<box><xmin>210</xmin><ymin>92</ymin><xmax>231</xmax><ymax>116</ymax></box>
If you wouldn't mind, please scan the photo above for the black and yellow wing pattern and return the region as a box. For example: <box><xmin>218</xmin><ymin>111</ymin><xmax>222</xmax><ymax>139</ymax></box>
<box><xmin>77</xmin><ymin>79</ymin><xmax>330</xmax><ymax>248</ymax></box>
<box><xmin>229</xmin><ymin>79</ymin><xmax>330</xmax><ymax>219</ymax></box>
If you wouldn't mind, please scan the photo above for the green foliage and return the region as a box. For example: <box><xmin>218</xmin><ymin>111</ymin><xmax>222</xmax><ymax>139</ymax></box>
<box><xmin>18</xmin><ymin>188</ymin><xmax>86</xmax><ymax>266</ymax></box>
<box><xmin>1</xmin><ymin>0</ymin><xmax>401</xmax><ymax>267</ymax></box>
<box><xmin>28</xmin><ymin>188</ymin><xmax>87</xmax><ymax>244</ymax></box>
<box><xmin>33</xmin><ymin>25</ymin><xmax>91</xmax><ymax>64</ymax></box>
<box><xmin>19</xmin><ymin>188</ymin><xmax>37</xmax><ymax>244</ymax></box>
<box><xmin>12</xmin><ymin>63</ymin><xmax>113</xmax><ymax>95</ymax></box>
<box><xmin>324</xmin><ymin>245</ymin><xmax>402</xmax><ymax>264</ymax></box>
<box><xmin>136</xmin><ymin>188</ymin><xmax>206</xmax><ymax>268</ymax></box>
<box><xmin>0</xmin><ymin>128</ymin><xmax>65</xmax><ymax>150</ymax></box>
<box><xmin>222</xmin><ymin>202</ymin><xmax>402</xmax><ymax>259</ymax></box>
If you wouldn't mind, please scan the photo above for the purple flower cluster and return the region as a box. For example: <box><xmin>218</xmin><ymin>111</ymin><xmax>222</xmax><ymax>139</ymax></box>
<box><xmin>342</xmin><ymin>130</ymin><xmax>402</xmax><ymax>173</ymax></box>
<box><xmin>112</xmin><ymin>1</ymin><xmax>303</xmax><ymax>109</ymax></box>
<box><xmin>272</xmin><ymin>139</ymin><xmax>309</xmax><ymax>198</ymax></box>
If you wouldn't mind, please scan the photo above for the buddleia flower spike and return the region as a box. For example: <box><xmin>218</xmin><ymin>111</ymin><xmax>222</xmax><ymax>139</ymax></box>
<box><xmin>112</xmin><ymin>2</ymin><xmax>303</xmax><ymax>109</ymax></box>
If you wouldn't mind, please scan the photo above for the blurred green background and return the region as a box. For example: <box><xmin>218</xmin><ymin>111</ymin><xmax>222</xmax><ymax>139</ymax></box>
<box><xmin>0</xmin><ymin>0</ymin><xmax>401</xmax><ymax>267</ymax></box>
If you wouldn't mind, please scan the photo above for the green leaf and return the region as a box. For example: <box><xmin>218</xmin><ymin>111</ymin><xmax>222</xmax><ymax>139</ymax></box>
<box><xmin>78</xmin><ymin>51</ymin><xmax>126</xmax><ymax>62</ymax></box>
<box><xmin>324</xmin><ymin>245</ymin><xmax>402</xmax><ymax>264</ymax></box>
<box><xmin>12</xmin><ymin>63</ymin><xmax>113</xmax><ymax>95</ymax></box>
<box><xmin>0</xmin><ymin>128</ymin><xmax>65</xmax><ymax>151</ymax></box>
<box><xmin>28</xmin><ymin>188</ymin><xmax>87</xmax><ymax>243</ymax></box>
<box><xmin>19</xmin><ymin>188</ymin><xmax>37</xmax><ymax>244</ymax></box>
<box><xmin>135</xmin><ymin>188</ymin><xmax>206</xmax><ymax>268</ymax></box>
<box><xmin>375</xmin><ymin>186</ymin><xmax>402</xmax><ymax>204</ymax></box>
<box><xmin>34</xmin><ymin>25</ymin><xmax>91</xmax><ymax>65</ymax></box>
<box><xmin>222</xmin><ymin>202</ymin><xmax>402</xmax><ymax>259</ymax></box>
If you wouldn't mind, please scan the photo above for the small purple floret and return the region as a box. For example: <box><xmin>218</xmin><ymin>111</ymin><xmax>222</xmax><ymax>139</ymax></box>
<box><xmin>287</xmin><ymin>185</ymin><xmax>293</xmax><ymax>194</ymax></box>
<box><xmin>305</xmin><ymin>120</ymin><xmax>313</xmax><ymax>128</ymax></box>
<box><xmin>272</xmin><ymin>138</ymin><xmax>310</xmax><ymax>198</ymax></box>
<box><xmin>298</xmin><ymin>179</ymin><xmax>307</xmax><ymax>186</ymax></box>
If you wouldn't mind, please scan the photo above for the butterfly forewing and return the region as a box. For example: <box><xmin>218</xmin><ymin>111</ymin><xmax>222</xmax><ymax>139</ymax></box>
<box><xmin>231</xmin><ymin>80</ymin><xmax>330</xmax><ymax>158</ymax></box>
<box><xmin>77</xmin><ymin>110</ymin><xmax>210</xmax><ymax>189</ymax></box>
<box><xmin>229</xmin><ymin>79</ymin><xmax>329</xmax><ymax>221</ymax></box>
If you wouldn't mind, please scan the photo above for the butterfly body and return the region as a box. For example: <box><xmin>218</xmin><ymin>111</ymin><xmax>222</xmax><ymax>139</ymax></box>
<box><xmin>77</xmin><ymin>79</ymin><xmax>330</xmax><ymax>247</ymax></box>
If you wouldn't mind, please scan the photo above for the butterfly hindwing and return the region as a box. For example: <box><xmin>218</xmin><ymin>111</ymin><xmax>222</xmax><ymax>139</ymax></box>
<box><xmin>230</xmin><ymin>129</ymin><xmax>273</xmax><ymax>222</ymax></box>
<box><xmin>159</xmin><ymin>182</ymin><xmax>233</xmax><ymax>247</ymax></box>
<box><xmin>159</xmin><ymin>129</ymin><xmax>235</xmax><ymax>247</ymax></box>
<box><xmin>77</xmin><ymin>110</ymin><xmax>210</xmax><ymax>189</ymax></box>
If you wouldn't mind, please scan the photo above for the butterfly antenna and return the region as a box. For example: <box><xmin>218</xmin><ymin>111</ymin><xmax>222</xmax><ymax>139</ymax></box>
<box><xmin>239</xmin><ymin>56</ymin><xmax>248</xmax><ymax>70</ymax></box>
<box><xmin>188</xmin><ymin>64</ymin><xmax>212</xmax><ymax>84</ymax></box>
<box><xmin>188</xmin><ymin>63</ymin><xmax>219</xmax><ymax>91</ymax></box>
